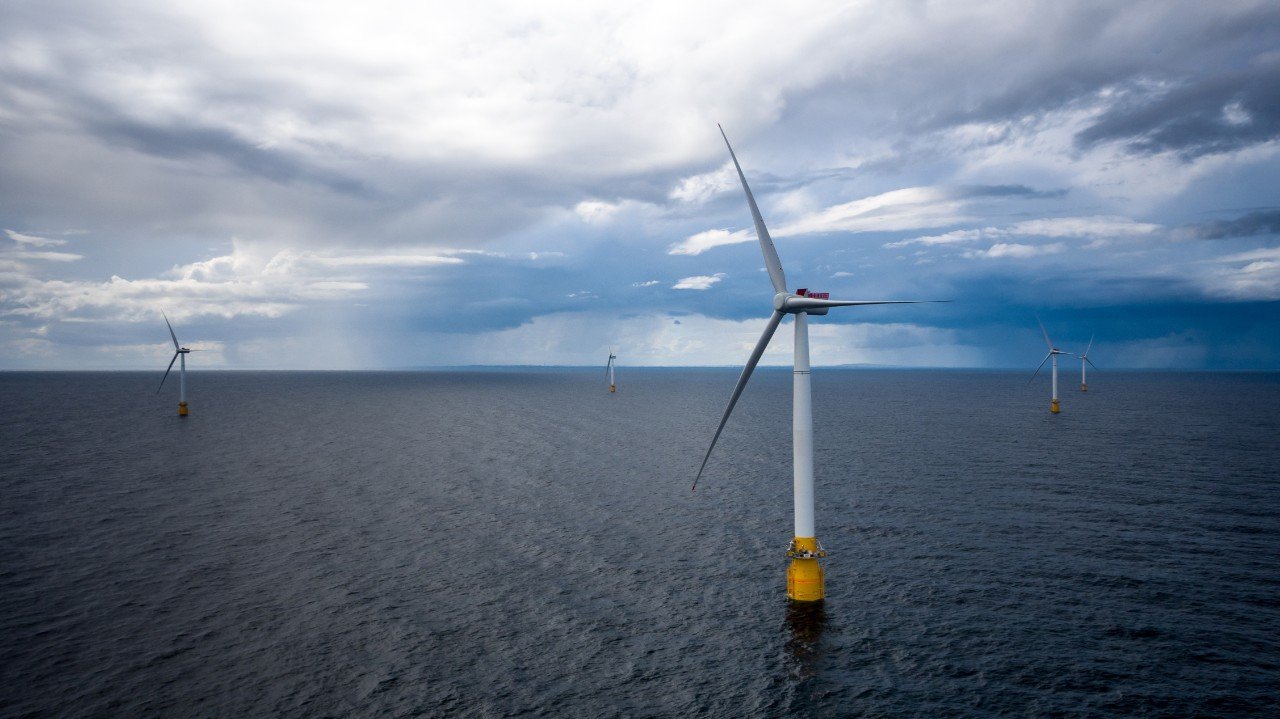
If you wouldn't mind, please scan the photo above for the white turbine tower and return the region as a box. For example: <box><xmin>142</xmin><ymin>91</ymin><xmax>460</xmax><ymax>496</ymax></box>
<box><xmin>693</xmin><ymin>125</ymin><xmax>939</xmax><ymax>602</ymax></box>
<box><xmin>1079</xmin><ymin>334</ymin><xmax>1097</xmax><ymax>392</ymax></box>
<box><xmin>157</xmin><ymin>312</ymin><xmax>195</xmax><ymax>416</ymax></box>
<box><xmin>1030</xmin><ymin>317</ymin><xmax>1070</xmax><ymax>413</ymax></box>
<box><xmin>606</xmin><ymin>351</ymin><xmax>618</xmax><ymax>393</ymax></box>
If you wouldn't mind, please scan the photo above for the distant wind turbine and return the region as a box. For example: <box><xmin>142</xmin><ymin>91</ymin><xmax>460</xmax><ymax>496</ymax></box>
<box><xmin>606</xmin><ymin>350</ymin><xmax>617</xmax><ymax>393</ymax></box>
<box><xmin>157</xmin><ymin>312</ymin><xmax>197</xmax><ymax>416</ymax></box>
<box><xmin>1030</xmin><ymin>316</ymin><xmax>1070</xmax><ymax>413</ymax></box>
<box><xmin>693</xmin><ymin>125</ymin><xmax>943</xmax><ymax>602</ymax></box>
<box><xmin>1079</xmin><ymin>334</ymin><xmax>1097</xmax><ymax>392</ymax></box>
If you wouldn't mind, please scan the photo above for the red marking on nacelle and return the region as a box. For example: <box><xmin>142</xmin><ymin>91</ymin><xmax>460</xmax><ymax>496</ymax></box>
<box><xmin>801</xmin><ymin>290</ymin><xmax>829</xmax><ymax>299</ymax></box>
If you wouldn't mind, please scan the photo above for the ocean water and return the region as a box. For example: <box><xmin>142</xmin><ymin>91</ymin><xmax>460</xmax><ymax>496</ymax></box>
<box><xmin>1</xmin><ymin>369</ymin><xmax>1278</xmax><ymax>718</ymax></box>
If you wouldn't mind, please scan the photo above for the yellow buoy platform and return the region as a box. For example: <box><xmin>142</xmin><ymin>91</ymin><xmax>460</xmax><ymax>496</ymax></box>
<box><xmin>1051</xmin><ymin>399</ymin><xmax>1060</xmax><ymax>414</ymax></box>
<box><xmin>610</xmin><ymin>384</ymin><xmax>616</xmax><ymax>393</ymax></box>
<box><xmin>178</xmin><ymin>401</ymin><xmax>189</xmax><ymax>416</ymax></box>
<box><xmin>786</xmin><ymin>537</ymin><xmax>825</xmax><ymax>602</ymax></box>
<box><xmin>1081</xmin><ymin>383</ymin><xmax>1087</xmax><ymax>392</ymax></box>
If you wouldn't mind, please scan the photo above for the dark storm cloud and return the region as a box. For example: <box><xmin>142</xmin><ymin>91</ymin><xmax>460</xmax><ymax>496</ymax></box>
<box><xmin>1179</xmin><ymin>209</ymin><xmax>1280</xmax><ymax>240</ymax></box>
<box><xmin>89</xmin><ymin>116</ymin><xmax>373</xmax><ymax>197</ymax></box>
<box><xmin>1075</xmin><ymin>63</ymin><xmax>1280</xmax><ymax>159</ymax></box>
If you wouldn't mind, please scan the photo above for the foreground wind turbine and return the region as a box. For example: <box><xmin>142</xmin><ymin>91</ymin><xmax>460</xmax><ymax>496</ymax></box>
<box><xmin>694</xmin><ymin>125</ymin><xmax>940</xmax><ymax>602</ymax></box>
<box><xmin>157</xmin><ymin>312</ymin><xmax>196</xmax><ymax>416</ymax></box>
<box><xmin>1030</xmin><ymin>317</ymin><xmax>1070</xmax><ymax>413</ymax></box>
<box><xmin>606</xmin><ymin>351</ymin><xmax>617</xmax><ymax>393</ymax></box>
<box><xmin>1079</xmin><ymin>334</ymin><xmax>1097</xmax><ymax>392</ymax></box>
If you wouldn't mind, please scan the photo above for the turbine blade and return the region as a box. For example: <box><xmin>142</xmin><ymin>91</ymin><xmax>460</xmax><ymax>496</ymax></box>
<box><xmin>157</xmin><ymin>352</ymin><xmax>179</xmax><ymax>393</ymax></box>
<box><xmin>1084</xmin><ymin>333</ymin><xmax>1094</xmax><ymax>357</ymax></box>
<box><xmin>162</xmin><ymin>311</ymin><xmax>180</xmax><ymax>351</ymax></box>
<box><xmin>692</xmin><ymin>310</ymin><xmax>784</xmax><ymax>490</ymax></box>
<box><xmin>1028</xmin><ymin>351</ymin><xmax>1052</xmax><ymax>383</ymax></box>
<box><xmin>1036</xmin><ymin>315</ymin><xmax>1053</xmax><ymax>351</ymax></box>
<box><xmin>787</xmin><ymin>297</ymin><xmax>949</xmax><ymax>311</ymax></box>
<box><xmin>1086</xmin><ymin>357</ymin><xmax>1099</xmax><ymax>370</ymax></box>
<box><xmin>718</xmin><ymin>124</ymin><xmax>787</xmax><ymax>294</ymax></box>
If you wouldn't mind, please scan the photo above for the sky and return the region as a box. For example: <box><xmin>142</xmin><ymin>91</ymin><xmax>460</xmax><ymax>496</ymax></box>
<box><xmin>1</xmin><ymin>0</ymin><xmax>1278</xmax><ymax>370</ymax></box>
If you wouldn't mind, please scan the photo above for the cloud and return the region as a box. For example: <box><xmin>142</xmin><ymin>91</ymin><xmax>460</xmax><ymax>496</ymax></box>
<box><xmin>1075</xmin><ymin>60</ymin><xmax>1280</xmax><ymax>159</ymax></box>
<box><xmin>1005</xmin><ymin>216</ymin><xmax>1161</xmax><ymax>238</ymax></box>
<box><xmin>631</xmin><ymin>280</ymin><xmax>661</xmax><ymax>287</ymax></box>
<box><xmin>1</xmin><ymin>230</ymin><xmax>84</xmax><ymax>263</ymax></box>
<box><xmin>574</xmin><ymin>200</ymin><xmax>624</xmax><ymax>224</ymax></box>
<box><xmin>2</xmin><ymin>2</ymin><xmax>1279</xmax><ymax>369</ymax></box>
<box><xmin>671</xmin><ymin>186</ymin><xmax>971</xmax><ymax>255</ymax></box>
<box><xmin>885</xmin><ymin>229</ymin><xmax>985</xmax><ymax>249</ymax></box>
<box><xmin>7</xmin><ymin>250</ymin><xmax>84</xmax><ymax>262</ymax></box>
<box><xmin>967</xmin><ymin>242</ymin><xmax>1066</xmax><ymax>259</ymax></box>
<box><xmin>888</xmin><ymin>216</ymin><xmax>1162</xmax><ymax>250</ymax></box>
<box><xmin>0</xmin><ymin>241</ymin><xmax>454</xmax><ymax>324</ymax></box>
<box><xmin>668</xmin><ymin>229</ymin><xmax>753</xmax><ymax>256</ymax></box>
<box><xmin>1178</xmin><ymin>208</ymin><xmax>1280</xmax><ymax>240</ymax></box>
<box><xmin>1201</xmin><ymin>246</ymin><xmax>1280</xmax><ymax>300</ymax></box>
<box><xmin>773</xmin><ymin>186</ymin><xmax>967</xmax><ymax>237</ymax></box>
<box><xmin>669</xmin><ymin>164</ymin><xmax>736</xmax><ymax>204</ymax></box>
<box><xmin>672</xmin><ymin>273</ymin><xmax>726</xmax><ymax>290</ymax></box>
<box><xmin>5</xmin><ymin>230</ymin><xmax>66</xmax><ymax>247</ymax></box>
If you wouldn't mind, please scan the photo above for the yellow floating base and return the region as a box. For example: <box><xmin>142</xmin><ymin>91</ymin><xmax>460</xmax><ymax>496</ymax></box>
<box><xmin>178</xmin><ymin>401</ymin><xmax>189</xmax><ymax>417</ymax></box>
<box><xmin>1051</xmin><ymin>399</ymin><xmax>1060</xmax><ymax>414</ymax></box>
<box><xmin>787</xmin><ymin>537</ymin><xmax>825</xmax><ymax>602</ymax></box>
<box><xmin>1081</xmin><ymin>384</ymin><xmax>1088</xmax><ymax>392</ymax></box>
<box><xmin>609</xmin><ymin>385</ymin><xmax>616</xmax><ymax>393</ymax></box>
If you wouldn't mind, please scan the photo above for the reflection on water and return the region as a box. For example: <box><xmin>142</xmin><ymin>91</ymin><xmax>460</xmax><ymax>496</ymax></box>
<box><xmin>784</xmin><ymin>599</ymin><xmax>826</xmax><ymax>676</ymax></box>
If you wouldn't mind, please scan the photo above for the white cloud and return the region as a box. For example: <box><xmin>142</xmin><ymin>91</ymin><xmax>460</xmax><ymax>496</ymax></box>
<box><xmin>668</xmin><ymin>228</ymin><xmax>753</xmax><ymax>256</ymax></box>
<box><xmin>885</xmin><ymin>229</ymin><xmax>985</xmax><ymax>248</ymax></box>
<box><xmin>1007</xmin><ymin>216</ymin><xmax>1161</xmax><ymax>238</ymax></box>
<box><xmin>888</xmin><ymin>216</ymin><xmax>1163</xmax><ymax>251</ymax></box>
<box><xmin>632</xmin><ymin>279</ymin><xmax>661</xmax><ymax>287</ymax></box>
<box><xmin>306</xmin><ymin>253</ymin><xmax>465</xmax><ymax>268</ymax></box>
<box><xmin>774</xmin><ymin>186</ymin><xmax>966</xmax><ymax>237</ymax></box>
<box><xmin>967</xmin><ymin>242</ymin><xmax>1066</xmax><ymax>259</ymax></box>
<box><xmin>3</xmin><ymin>241</ymin><xmax>377</xmax><ymax>324</ymax></box>
<box><xmin>672</xmin><ymin>273</ymin><xmax>726</xmax><ymax>290</ymax></box>
<box><xmin>5</xmin><ymin>230</ymin><xmax>66</xmax><ymax>247</ymax></box>
<box><xmin>1221</xmin><ymin>101</ymin><xmax>1251</xmax><ymax>127</ymax></box>
<box><xmin>673</xmin><ymin>186</ymin><xmax>970</xmax><ymax>255</ymax></box>
<box><xmin>1201</xmin><ymin>246</ymin><xmax>1280</xmax><ymax>300</ymax></box>
<box><xmin>669</xmin><ymin>164</ymin><xmax>736</xmax><ymax>204</ymax></box>
<box><xmin>8</xmin><ymin>250</ymin><xmax>83</xmax><ymax>262</ymax></box>
<box><xmin>574</xmin><ymin>200</ymin><xmax>623</xmax><ymax>223</ymax></box>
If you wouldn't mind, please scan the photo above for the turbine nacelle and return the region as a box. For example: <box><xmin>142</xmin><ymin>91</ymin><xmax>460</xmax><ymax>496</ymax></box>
<box><xmin>775</xmin><ymin>290</ymin><xmax>828</xmax><ymax>315</ymax></box>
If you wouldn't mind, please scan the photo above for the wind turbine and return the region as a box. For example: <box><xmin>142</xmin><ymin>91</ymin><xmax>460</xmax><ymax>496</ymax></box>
<box><xmin>1030</xmin><ymin>317</ymin><xmax>1070</xmax><ymax>413</ymax></box>
<box><xmin>606</xmin><ymin>350</ymin><xmax>617</xmax><ymax>393</ymax></box>
<box><xmin>157</xmin><ymin>312</ymin><xmax>195</xmax><ymax>416</ymax></box>
<box><xmin>1079</xmin><ymin>334</ymin><xmax>1096</xmax><ymax>392</ymax></box>
<box><xmin>693</xmin><ymin>125</ymin><xmax>940</xmax><ymax>602</ymax></box>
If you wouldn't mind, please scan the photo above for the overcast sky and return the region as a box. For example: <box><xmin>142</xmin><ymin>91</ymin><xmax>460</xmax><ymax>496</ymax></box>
<box><xmin>2</xmin><ymin>0</ymin><xmax>1278</xmax><ymax>369</ymax></box>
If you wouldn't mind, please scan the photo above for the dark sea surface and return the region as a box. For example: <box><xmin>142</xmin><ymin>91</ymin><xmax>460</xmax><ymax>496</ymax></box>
<box><xmin>1</xmin><ymin>369</ymin><xmax>1278</xmax><ymax>718</ymax></box>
